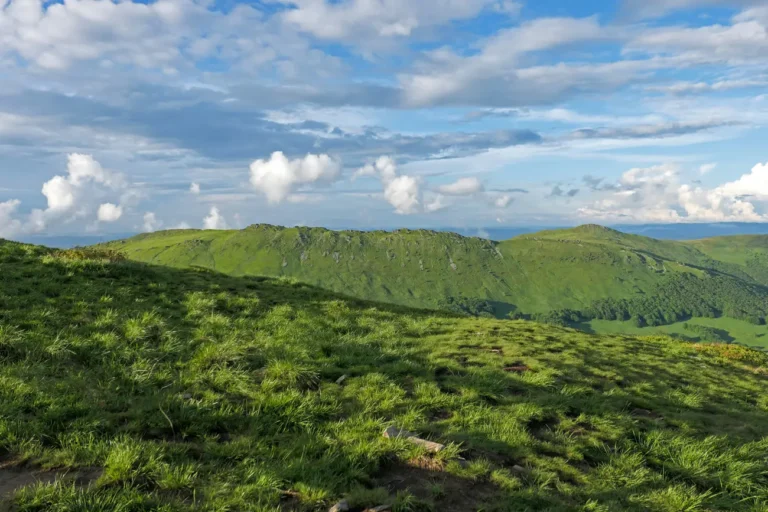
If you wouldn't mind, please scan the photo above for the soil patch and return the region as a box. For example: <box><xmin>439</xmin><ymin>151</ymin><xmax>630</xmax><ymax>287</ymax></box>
<box><xmin>374</xmin><ymin>462</ymin><xmax>498</xmax><ymax>512</ymax></box>
<box><xmin>0</xmin><ymin>465</ymin><xmax>102</xmax><ymax>510</ymax></box>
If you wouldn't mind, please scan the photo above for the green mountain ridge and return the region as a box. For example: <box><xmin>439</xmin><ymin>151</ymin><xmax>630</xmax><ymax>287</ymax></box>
<box><xmin>103</xmin><ymin>224</ymin><xmax>768</xmax><ymax>339</ymax></box>
<box><xmin>2</xmin><ymin>239</ymin><xmax>768</xmax><ymax>510</ymax></box>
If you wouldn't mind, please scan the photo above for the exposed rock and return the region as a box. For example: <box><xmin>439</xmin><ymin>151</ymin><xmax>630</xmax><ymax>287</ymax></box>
<box><xmin>419</xmin><ymin>259</ymin><xmax>425</xmax><ymax>271</ymax></box>
<box><xmin>382</xmin><ymin>427</ymin><xmax>445</xmax><ymax>452</ymax></box>
<box><xmin>364</xmin><ymin>505</ymin><xmax>391</xmax><ymax>512</ymax></box>
<box><xmin>510</xmin><ymin>464</ymin><xmax>526</xmax><ymax>474</ymax></box>
<box><xmin>329</xmin><ymin>499</ymin><xmax>349</xmax><ymax>512</ymax></box>
<box><xmin>282</xmin><ymin>258</ymin><xmax>288</xmax><ymax>268</ymax></box>
<box><xmin>335</xmin><ymin>374</ymin><xmax>348</xmax><ymax>385</ymax></box>
<box><xmin>333</xmin><ymin>252</ymin><xmax>341</xmax><ymax>263</ymax></box>
<box><xmin>300</xmin><ymin>251</ymin><xmax>308</xmax><ymax>262</ymax></box>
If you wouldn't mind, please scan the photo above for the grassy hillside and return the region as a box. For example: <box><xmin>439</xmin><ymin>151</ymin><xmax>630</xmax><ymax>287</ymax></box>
<box><xmin>2</xmin><ymin>240</ymin><xmax>768</xmax><ymax>510</ymax></box>
<box><xmin>104</xmin><ymin>225</ymin><xmax>768</xmax><ymax>329</ymax></box>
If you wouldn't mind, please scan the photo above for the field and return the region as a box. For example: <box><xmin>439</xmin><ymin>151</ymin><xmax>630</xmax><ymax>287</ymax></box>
<box><xmin>2</xmin><ymin>240</ymin><xmax>768</xmax><ymax>510</ymax></box>
<box><xmin>103</xmin><ymin>224</ymin><xmax>768</xmax><ymax>349</ymax></box>
<box><xmin>584</xmin><ymin>317</ymin><xmax>768</xmax><ymax>350</ymax></box>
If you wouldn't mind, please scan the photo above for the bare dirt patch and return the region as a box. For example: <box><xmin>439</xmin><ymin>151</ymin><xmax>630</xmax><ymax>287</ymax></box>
<box><xmin>374</xmin><ymin>462</ymin><xmax>499</xmax><ymax>512</ymax></box>
<box><xmin>0</xmin><ymin>464</ymin><xmax>102</xmax><ymax>509</ymax></box>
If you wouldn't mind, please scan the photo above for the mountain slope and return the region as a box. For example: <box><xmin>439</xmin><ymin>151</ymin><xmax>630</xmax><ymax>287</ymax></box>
<box><xmin>104</xmin><ymin>224</ymin><xmax>768</xmax><ymax>323</ymax></box>
<box><xmin>2</xmin><ymin>240</ymin><xmax>768</xmax><ymax>510</ymax></box>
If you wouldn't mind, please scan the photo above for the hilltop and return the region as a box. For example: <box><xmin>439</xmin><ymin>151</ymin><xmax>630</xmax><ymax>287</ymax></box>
<box><xmin>1</xmin><ymin>239</ymin><xmax>768</xmax><ymax>510</ymax></box>
<box><xmin>103</xmin><ymin>224</ymin><xmax>768</xmax><ymax>348</ymax></box>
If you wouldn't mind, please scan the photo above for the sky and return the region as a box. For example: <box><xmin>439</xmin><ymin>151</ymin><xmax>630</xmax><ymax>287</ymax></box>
<box><xmin>1</xmin><ymin>0</ymin><xmax>768</xmax><ymax>237</ymax></box>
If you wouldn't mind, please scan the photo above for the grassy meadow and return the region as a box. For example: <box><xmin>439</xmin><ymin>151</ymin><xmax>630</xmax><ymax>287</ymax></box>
<box><xmin>103</xmin><ymin>224</ymin><xmax>768</xmax><ymax>349</ymax></box>
<box><xmin>584</xmin><ymin>317</ymin><xmax>768</xmax><ymax>350</ymax></box>
<box><xmin>1</xmin><ymin>240</ymin><xmax>768</xmax><ymax>510</ymax></box>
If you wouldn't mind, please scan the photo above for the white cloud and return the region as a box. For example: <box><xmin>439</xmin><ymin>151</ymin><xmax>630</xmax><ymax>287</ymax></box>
<box><xmin>718</xmin><ymin>161</ymin><xmax>768</xmax><ymax>199</ymax></box>
<box><xmin>249</xmin><ymin>151</ymin><xmax>341</xmax><ymax>203</ymax></box>
<box><xmin>0</xmin><ymin>199</ymin><xmax>22</xmax><ymax>238</ymax></box>
<box><xmin>97</xmin><ymin>203</ymin><xmax>123</xmax><ymax>222</ymax></box>
<box><xmin>646</xmin><ymin>79</ymin><xmax>768</xmax><ymax>95</ymax></box>
<box><xmin>0</xmin><ymin>153</ymin><xmax>142</xmax><ymax>235</ymax></box>
<box><xmin>385</xmin><ymin>175</ymin><xmax>421</xmax><ymax>214</ymax></box>
<box><xmin>279</xmin><ymin>0</ymin><xmax>496</xmax><ymax>44</ymax></box>
<box><xmin>401</xmin><ymin>17</ymin><xmax>615</xmax><ymax>107</ymax></box>
<box><xmin>578</xmin><ymin>161</ymin><xmax>768</xmax><ymax>222</ymax></box>
<box><xmin>190</xmin><ymin>182</ymin><xmax>201</xmax><ymax>194</ymax></box>
<box><xmin>203</xmin><ymin>206</ymin><xmax>229</xmax><ymax>229</ymax></box>
<box><xmin>0</xmin><ymin>0</ymin><xmax>190</xmax><ymax>70</ymax></box>
<box><xmin>628</xmin><ymin>10</ymin><xmax>768</xmax><ymax>65</ymax></box>
<box><xmin>699</xmin><ymin>163</ymin><xmax>717</xmax><ymax>175</ymax></box>
<box><xmin>355</xmin><ymin>156</ymin><xmax>422</xmax><ymax>214</ymax></box>
<box><xmin>494</xmin><ymin>194</ymin><xmax>513</xmax><ymax>208</ymax></box>
<box><xmin>142</xmin><ymin>212</ymin><xmax>162</xmax><ymax>232</ymax></box>
<box><xmin>437</xmin><ymin>177</ymin><xmax>484</xmax><ymax>196</ymax></box>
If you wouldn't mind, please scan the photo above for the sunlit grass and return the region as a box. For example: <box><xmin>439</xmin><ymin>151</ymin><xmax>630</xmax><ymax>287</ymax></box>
<box><xmin>0</xmin><ymin>240</ymin><xmax>767</xmax><ymax>510</ymax></box>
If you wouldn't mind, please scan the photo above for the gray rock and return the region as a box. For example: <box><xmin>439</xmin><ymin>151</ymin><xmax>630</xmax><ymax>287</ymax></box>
<box><xmin>329</xmin><ymin>499</ymin><xmax>349</xmax><ymax>512</ymax></box>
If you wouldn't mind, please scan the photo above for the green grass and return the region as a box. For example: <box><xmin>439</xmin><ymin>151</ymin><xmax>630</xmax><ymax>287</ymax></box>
<box><xmin>584</xmin><ymin>317</ymin><xmax>768</xmax><ymax>350</ymax></box>
<box><xmin>2</xmin><ymin>240</ymin><xmax>768</xmax><ymax>510</ymax></box>
<box><xmin>103</xmin><ymin>225</ymin><xmax>768</xmax><ymax>316</ymax></box>
<box><xmin>102</xmin><ymin>224</ymin><xmax>768</xmax><ymax>348</ymax></box>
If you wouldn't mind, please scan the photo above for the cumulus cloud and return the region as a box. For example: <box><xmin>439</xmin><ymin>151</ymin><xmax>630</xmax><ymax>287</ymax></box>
<box><xmin>249</xmin><ymin>151</ymin><xmax>341</xmax><ymax>203</ymax></box>
<box><xmin>190</xmin><ymin>182</ymin><xmax>201</xmax><ymax>194</ymax></box>
<box><xmin>11</xmin><ymin>153</ymin><xmax>138</xmax><ymax>234</ymax></box>
<box><xmin>437</xmin><ymin>177</ymin><xmax>484</xmax><ymax>196</ymax></box>
<box><xmin>355</xmin><ymin>156</ymin><xmax>422</xmax><ymax>214</ymax></box>
<box><xmin>203</xmin><ymin>206</ymin><xmax>229</xmax><ymax>229</ymax></box>
<box><xmin>578</xmin><ymin>161</ymin><xmax>768</xmax><ymax>222</ymax></box>
<box><xmin>0</xmin><ymin>199</ymin><xmax>22</xmax><ymax>238</ymax></box>
<box><xmin>0</xmin><ymin>0</ymin><xmax>191</xmax><ymax>70</ymax></box>
<box><xmin>142</xmin><ymin>212</ymin><xmax>162</xmax><ymax>232</ymax></box>
<box><xmin>97</xmin><ymin>203</ymin><xmax>123</xmax><ymax>222</ymax></box>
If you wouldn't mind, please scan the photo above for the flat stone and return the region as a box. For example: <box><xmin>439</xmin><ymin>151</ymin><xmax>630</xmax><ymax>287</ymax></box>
<box><xmin>382</xmin><ymin>427</ymin><xmax>444</xmax><ymax>452</ymax></box>
<box><xmin>408</xmin><ymin>436</ymin><xmax>445</xmax><ymax>453</ymax></box>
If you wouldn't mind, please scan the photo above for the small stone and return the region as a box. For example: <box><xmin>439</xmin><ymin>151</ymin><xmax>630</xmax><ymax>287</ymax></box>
<box><xmin>408</xmin><ymin>437</ymin><xmax>445</xmax><ymax>453</ymax></box>
<box><xmin>382</xmin><ymin>426</ymin><xmax>413</xmax><ymax>439</ymax></box>
<box><xmin>510</xmin><ymin>464</ymin><xmax>526</xmax><ymax>473</ymax></box>
<box><xmin>329</xmin><ymin>499</ymin><xmax>349</xmax><ymax>512</ymax></box>
<box><xmin>335</xmin><ymin>374</ymin><xmax>348</xmax><ymax>385</ymax></box>
<box><xmin>182</xmin><ymin>393</ymin><xmax>192</xmax><ymax>400</ymax></box>
<box><xmin>365</xmin><ymin>505</ymin><xmax>391</xmax><ymax>512</ymax></box>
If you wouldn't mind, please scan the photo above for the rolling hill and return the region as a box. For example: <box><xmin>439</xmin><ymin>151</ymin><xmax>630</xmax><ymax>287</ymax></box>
<box><xmin>1</xmin><ymin>239</ymin><xmax>768</xmax><ymax>510</ymax></box>
<box><xmin>102</xmin><ymin>224</ymin><xmax>768</xmax><ymax>347</ymax></box>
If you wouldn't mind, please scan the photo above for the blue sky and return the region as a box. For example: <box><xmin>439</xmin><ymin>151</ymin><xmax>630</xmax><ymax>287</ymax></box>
<box><xmin>1</xmin><ymin>0</ymin><xmax>767</xmax><ymax>236</ymax></box>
